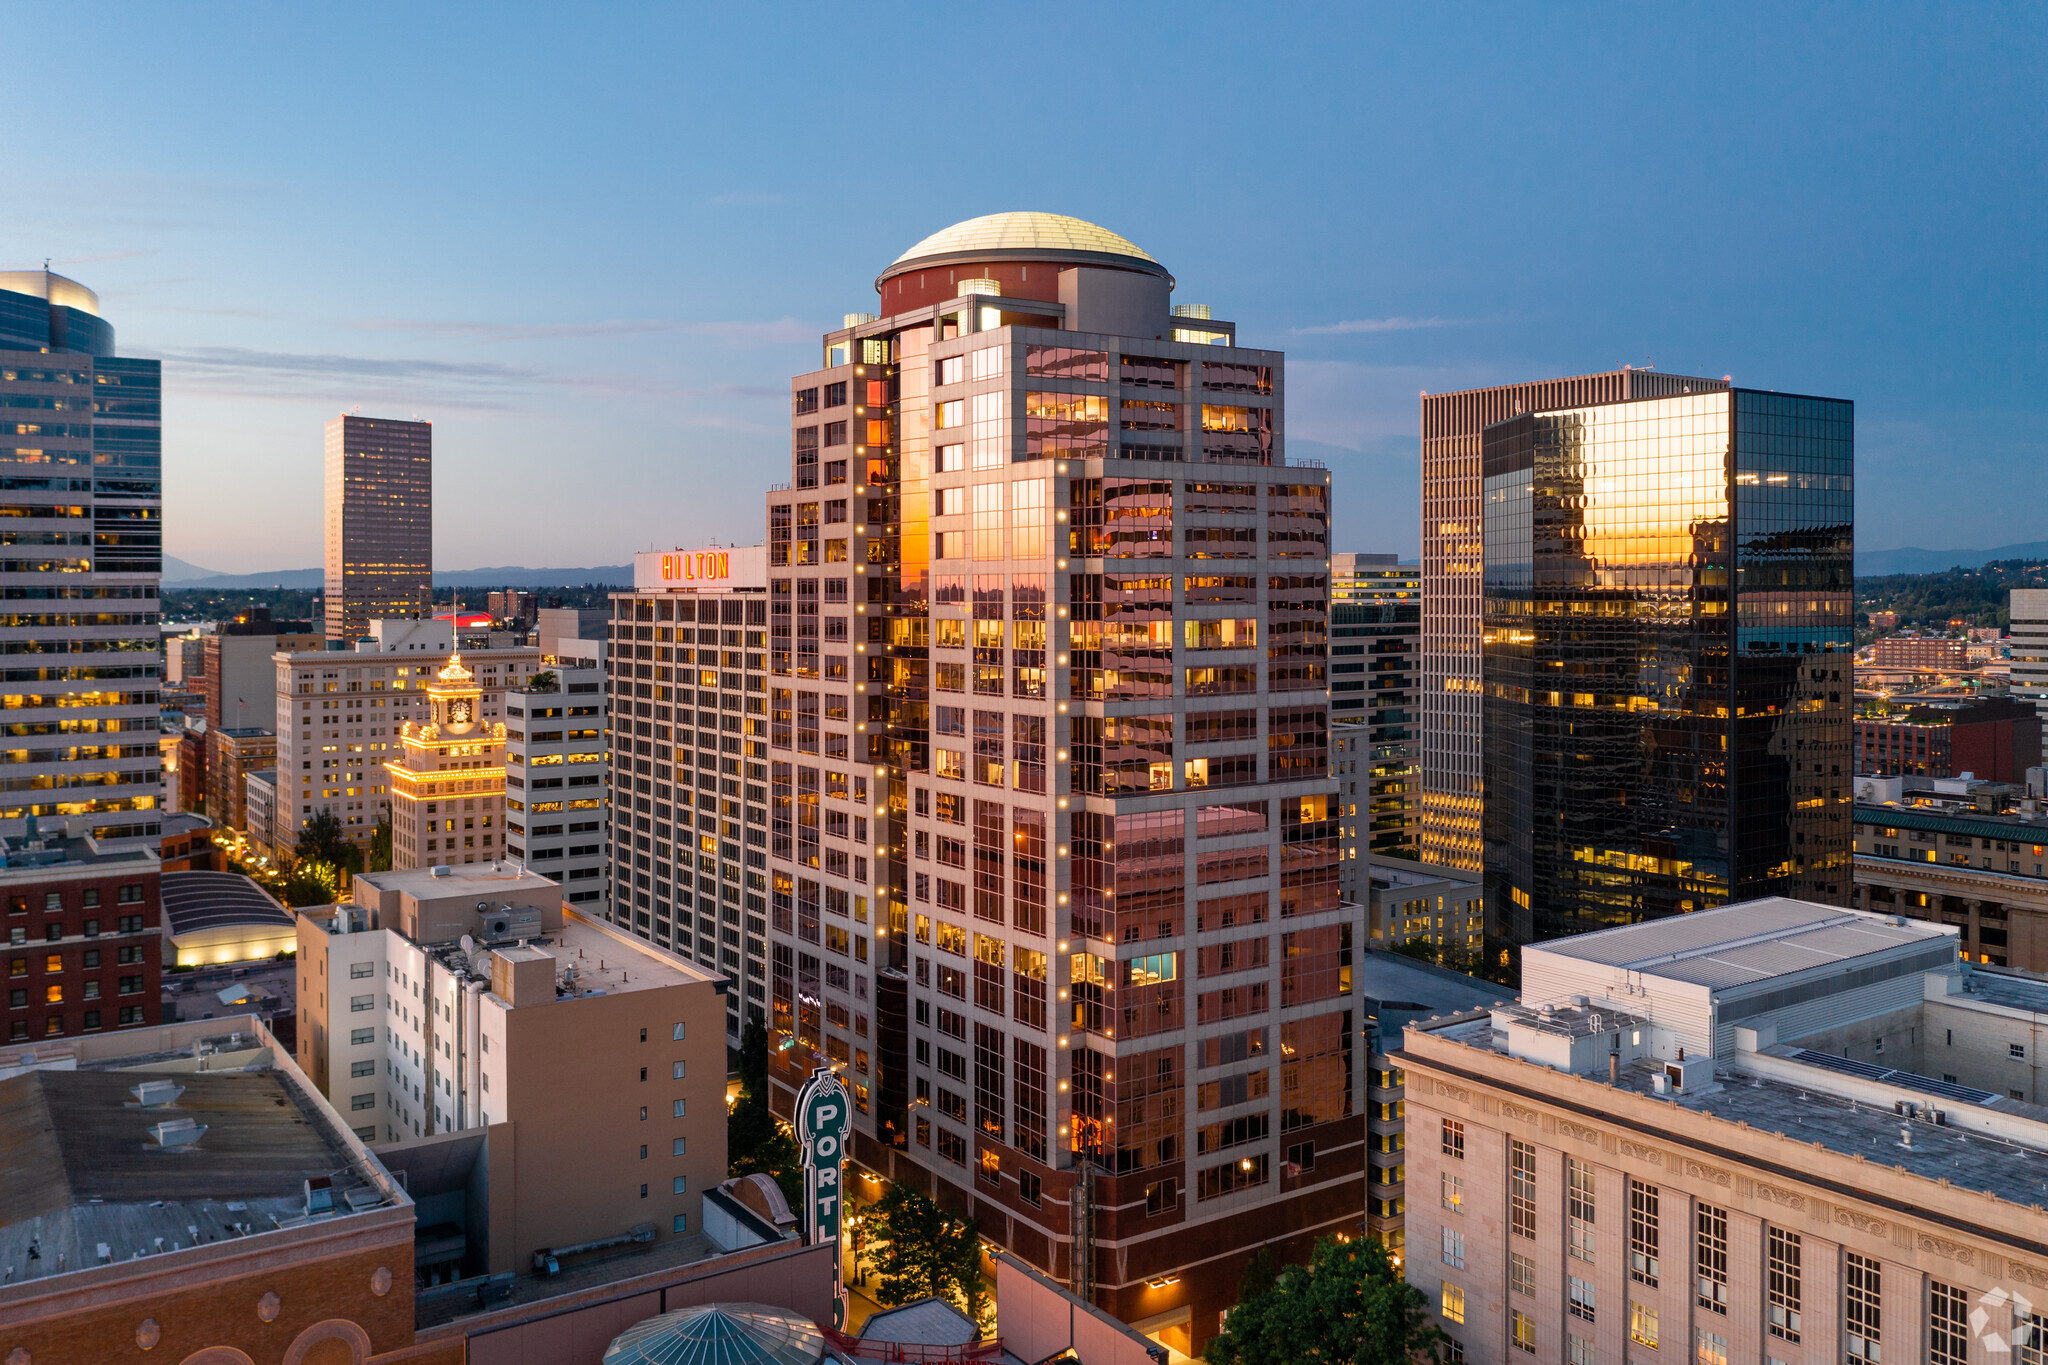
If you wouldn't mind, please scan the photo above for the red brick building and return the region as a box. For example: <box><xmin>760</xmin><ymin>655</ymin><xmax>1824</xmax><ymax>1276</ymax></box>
<box><xmin>1853</xmin><ymin>695</ymin><xmax>2042</xmax><ymax>781</ymax></box>
<box><xmin>1869</xmin><ymin>634</ymin><xmax>1969</xmax><ymax>670</ymax></box>
<box><xmin>2</xmin><ymin>824</ymin><xmax>163</xmax><ymax>1043</ymax></box>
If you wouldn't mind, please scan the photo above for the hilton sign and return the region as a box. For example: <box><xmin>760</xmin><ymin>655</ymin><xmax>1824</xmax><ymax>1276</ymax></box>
<box><xmin>632</xmin><ymin>545</ymin><xmax>767</xmax><ymax>591</ymax></box>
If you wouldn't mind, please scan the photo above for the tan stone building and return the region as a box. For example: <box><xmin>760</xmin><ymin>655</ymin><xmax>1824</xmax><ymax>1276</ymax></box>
<box><xmin>1854</xmin><ymin>794</ymin><xmax>2048</xmax><ymax>969</ymax></box>
<box><xmin>294</xmin><ymin>864</ymin><xmax>729</xmax><ymax>1281</ymax></box>
<box><xmin>1399</xmin><ymin>896</ymin><xmax>2048</xmax><ymax>1365</ymax></box>
<box><xmin>386</xmin><ymin>653</ymin><xmax>508</xmax><ymax>870</ymax></box>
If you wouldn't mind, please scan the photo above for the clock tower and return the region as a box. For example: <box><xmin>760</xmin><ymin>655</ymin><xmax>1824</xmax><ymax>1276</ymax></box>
<box><xmin>385</xmin><ymin>654</ymin><xmax>510</xmax><ymax>870</ymax></box>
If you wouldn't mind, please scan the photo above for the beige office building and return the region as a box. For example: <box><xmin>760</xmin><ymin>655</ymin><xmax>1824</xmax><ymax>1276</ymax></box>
<box><xmin>325</xmin><ymin>414</ymin><xmax>432</xmax><ymax>645</ymax></box>
<box><xmin>272</xmin><ymin>621</ymin><xmax>539</xmax><ymax>859</ymax></box>
<box><xmin>765</xmin><ymin>213</ymin><xmax>1353</xmax><ymax>1354</ymax></box>
<box><xmin>385</xmin><ymin>653</ymin><xmax>507</xmax><ymax>870</ymax></box>
<box><xmin>1399</xmin><ymin>896</ymin><xmax>2048</xmax><ymax>1365</ymax></box>
<box><xmin>294</xmin><ymin>865</ymin><xmax>728</xmax><ymax>1275</ymax></box>
<box><xmin>1418</xmin><ymin>370</ymin><xmax>1726</xmax><ymax>873</ymax></box>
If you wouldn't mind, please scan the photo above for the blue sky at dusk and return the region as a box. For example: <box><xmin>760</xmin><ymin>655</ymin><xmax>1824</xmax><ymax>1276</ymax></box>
<box><xmin>5</xmin><ymin>5</ymin><xmax>2043</xmax><ymax>572</ymax></box>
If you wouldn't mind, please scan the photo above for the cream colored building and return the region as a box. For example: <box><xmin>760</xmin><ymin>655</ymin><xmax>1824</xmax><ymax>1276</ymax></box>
<box><xmin>385</xmin><ymin>653</ymin><xmax>507</xmax><ymax>870</ymax></box>
<box><xmin>293</xmin><ymin>863</ymin><xmax>728</xmax><ymax>1277</ymax></box>
<box><xmin>271</xmin><ymin>623</ymin><xmax>539</xmax><ymax>859</ymax></box>
<box><xmin>1399</xmin><ymin>896</ymin><xmax>2048</xmax><ymax>1365</ymax></box>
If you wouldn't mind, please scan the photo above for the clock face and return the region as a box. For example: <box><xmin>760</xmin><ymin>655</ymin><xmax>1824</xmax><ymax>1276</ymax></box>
<box><xmin>448</xmin><ymin>697</ymin><xmax>473</xmax><ymax>725</ymax></box>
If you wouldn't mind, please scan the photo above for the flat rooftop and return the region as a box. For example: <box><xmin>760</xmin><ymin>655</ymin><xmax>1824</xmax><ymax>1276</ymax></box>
<box><xmin>356</xmin><ymin>862</ymin><xmax>559</xmax><ymax>899</ymax></box>
<box><xmin>1368</xmin><ymin>859</ymin><xmax>1479</xmax><ymax>893</ymax></box>
<box><xmin>0</xmin><ymin>1028</ymin><xmax>402</xmax><ymax>1290</ymax></box>
<box><xmin>534</xmin><ymin>913</ymin><xmax>709</xmax><ymax>996</ymax></box>
<box><xmin>1526</xmin><ymin>897</ymin><xmax>1955</xmax><ymax>990</ymax></box>
<box><xmin>1429</xmin><ymin>1011</ymin><xmax>2048</xmax><ymax>1211</ymax></box>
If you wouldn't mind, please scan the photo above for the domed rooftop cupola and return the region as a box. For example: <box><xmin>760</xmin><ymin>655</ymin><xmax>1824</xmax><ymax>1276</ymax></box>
<box><xmin>876</xmin><ymin>211</ymin><xmax>1172</xmax><ymax>315</ymax></box>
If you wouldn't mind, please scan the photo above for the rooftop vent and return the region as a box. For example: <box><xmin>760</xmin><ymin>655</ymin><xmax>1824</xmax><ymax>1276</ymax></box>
<box><xmin>149</xmin><ymin>1118</ymin><xmax>206</xmax><ymax>1149</ymax></box>
<box><xmin>304</xmin><ymin>1175</ymin><xmax>334</xmax><ymax>1216</ymax></box>
<box><xmin>957</xmin><ymin>278</ymin><xmax>1001</xmax><ymax>298</ymax></box>
<box><xmin>430</xmin><ymin>865</ymin><xmax>452</xmax><ymax>878</ymax></box>
<box><xmin>132</xmin><ymin>1080</ymin><xmax>183</xmax><ymax>1108</ymax></box>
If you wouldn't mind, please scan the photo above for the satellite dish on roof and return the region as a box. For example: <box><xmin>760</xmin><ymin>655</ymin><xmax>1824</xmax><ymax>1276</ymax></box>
<box><xmin>460</xmin><ymin>934</ymin><xmax>475</xmax><ymax>956</ymax></box>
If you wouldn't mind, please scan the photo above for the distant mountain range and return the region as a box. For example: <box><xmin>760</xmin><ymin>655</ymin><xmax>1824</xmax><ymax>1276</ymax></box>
<box><xmin>1856</xmin><ymin>541</ymin><xmax>2048</xmax><ymax>576</ymax></box>
<box><xmin>163</xmin><ymin>557</ymin><xmax>631</xmax><ymax>590</ymax></box>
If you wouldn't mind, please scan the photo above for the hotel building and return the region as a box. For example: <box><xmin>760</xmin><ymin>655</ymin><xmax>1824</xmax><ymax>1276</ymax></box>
<box><xmin>762</xmin><ymin>212</ymin><xmax>1354</xmax><ymax>1353</ymax></box>
<box><xmin>1419</xmin><ymin>371</ymin><xmax>1726</xmax><ymax>875</ymax></box>
<box><xmin>0</xmin><ymin>269</ymin><xmax>164</xmax><ymax>851</ymax></box>
<box><xmin>324</xmin><ymin>414</ymin><xmax>432</xmax><ymax>645</ymax></box>
<box><xmin>1400</xmin><ymin>897</ymin><xmax>2048</xmax><ymax>1365</ymax></box>
<box><xmin>604</xmin><ymin>546</ymin><xmax>771</xmax><ymax>1047</ymax></box>
<box><xmin>271</xmin><ymin>621</ymin><xmax>539</xmax><ymax>860</ymax></box>
<box><xmin>1481</xmin><ymin>387</ymin><xmax>1854</xmax><ymax>938</ymax></box>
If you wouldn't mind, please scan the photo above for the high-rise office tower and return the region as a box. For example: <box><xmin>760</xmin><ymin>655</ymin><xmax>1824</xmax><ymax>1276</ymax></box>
<box><xmin>763</xmin><ymin>213</ymin><xmax>1353</xmax><ymax>1353</ymax></box>
<box><xmin>1419</xmin><ymin>371</ymin><xmax>1725</xmax><ymax>874</ymax></box>
<box><xmin>1481</xmin><ymin>387</ymin><xmax>1854</xmax><ymax>939</ymax></box>
<box><xmin>324</xmin><ymin>414</ymin><xmax>432</xmax><ymax>644</ymax></box>
<box><xmin>0</xmin><ymin>270</ymin><xmax>162</xmax><ymax>850</ymax></box>
<box><xmin>604</xmin><ymin>547</ymin><xmax>771</xmax><ymax>1048</ymax></box>
<box><xmin>1330</xmin><ymin>554</ymin><xmax>1419</xmax><ymax>858</ymax></box>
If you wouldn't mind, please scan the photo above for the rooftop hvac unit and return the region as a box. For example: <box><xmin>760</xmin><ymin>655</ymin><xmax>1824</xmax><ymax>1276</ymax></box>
<box><xmin>304</xmin><ymin>1176</ymin><xmax>334</xmax><ymax>1216</ymax></box>
<box><xmin>149</xmin><ymin>1118</ymin><xmax>206</xmax><ymax>1149</ymax></box>
<box><xmin>132</xmin><ymin>1081</ymin><xmax>183</xmax><ymax>1108</ymax></box>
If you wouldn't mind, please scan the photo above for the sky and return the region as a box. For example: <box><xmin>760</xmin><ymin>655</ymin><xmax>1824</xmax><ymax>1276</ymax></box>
<box><xmin>4</xmin><ymin>4</ymin><xmax>2044</xmax><ymax>573</ymax></box>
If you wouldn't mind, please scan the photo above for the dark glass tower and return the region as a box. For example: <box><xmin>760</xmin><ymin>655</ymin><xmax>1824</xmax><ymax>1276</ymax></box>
<box><xmin>1481</xmin><ymin>388</ymin><xmax>1852</xmax><ymax>940</ymax></box>
<box><xmin>0</xmin><ymin>270</ymin><xmax>162</xmax><ymax>850</ymax></box>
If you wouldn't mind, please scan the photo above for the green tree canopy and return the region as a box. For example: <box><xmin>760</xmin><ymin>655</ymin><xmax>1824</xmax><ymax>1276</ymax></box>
<box><xmin>295</xmin><ymin>810</ymin><xmax>364</xmax><ymax>879</ymax></box>
<box><xmin>868</xmin><ymin>1183</ymin><xmax>986</xmax><ymax>1321</ymax></box>
<box><xmin>1206</xmin><ymin>1237</ymin><xmax>1444</xmax><ymax>1365</ymax></box>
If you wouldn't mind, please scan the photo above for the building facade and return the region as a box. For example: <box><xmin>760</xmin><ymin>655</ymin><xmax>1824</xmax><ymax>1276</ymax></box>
<box><xmin>1</xmin><ymin>825</ymin><xmax>162</xmax><ymax>1042</ymax></box>
<box><xmin>762</xmin><ymin>213</ymin><xmax>1354</xmax><ymax>1353</ymax></box>
<box><xmin>1363</xmin><ymin>855</ymin><xmax>1485</xmax><ymax>952</ymax></box>
<box><xmin>505</xmin><ymin>661</ymin><xmax>609</xmax><ymax>910</ymax></box>
<box><xmin>1854</xmin><ymin>797</ymin><xmax>2048</xmax><ymax>969</ymax></box>
<box><xmin>604</xmin><ymin>548</ymin><xmax>770</xmax><ymax>1048</ymax></box>
<box><xmin>2011</xmin><ymin>588</ymin><xmax>2048</xmax><ymax>766</ymax></box>
<box><xmin>0</xmin><ymin>270</ymin><xmax>164</xmax><ymax>851</ymax></box>
<box><xmin>206</xmin><ymin>725</ymin><xmax>276</xmax><ymax>832</ymax></box>
<box><xmin>1330</xmin><ymin>554</ymin><xmax>1419</xmax><ymax>858</ymax></box>
<box><xmin>1854</xmin><ymin>694</ymin><xmax>2040</xmax><ymax>782</ymax></box>
<box><xmin>1481</xmin><ymin>388</ymin><xmax>1854</xmax><ymax>939</ymax></box>
<box><xmin>1398</xmin><ymin>898</ymin><xmax>2048</xmax><ymax>1365</ymax></box>
<box><xmin>272</xmin><ymin>633</ymin><xmax>539</xmax><ymax>861</ymax></box>
<box><xmin>1419</xmin><ymin>371</ymin><xmax>1727</xmax><ymax>874</ymax></box>
<box><xmin>324</xmin><ymin>414</ymin><xmax>432</xmax><ymax>645</ymax></box>
<box><xmin>295</xmin><ymin>867</ymin><xmax>727</xmax><ymax>1271</ymax></box>
<box><xmin>386</xmin><ymin>654</ymin><xmax>508</xmax><ymax>870</ymax></box>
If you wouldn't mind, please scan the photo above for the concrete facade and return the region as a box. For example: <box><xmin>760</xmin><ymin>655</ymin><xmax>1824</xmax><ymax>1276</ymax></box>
<box><xmin>506</xmin><ymin>662</ymin><xmax>610</xmax><ymax>912</ymax></box>
<box><xmin>1330</xmin><ymin>553</ymin><xmax>1419</xmax><ymax>858</ymax></box>
<box><xmin>1855</xmin><ymin>798</ymin><xmax>2048</xmax><ymax>969</ymax></box>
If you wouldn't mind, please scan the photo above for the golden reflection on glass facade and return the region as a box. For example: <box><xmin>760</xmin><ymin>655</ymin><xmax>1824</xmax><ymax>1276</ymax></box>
<box><xmin>1482</xmin><ymin>391</ymin><xmax>1853</xmax><ymax>938</ymax></box>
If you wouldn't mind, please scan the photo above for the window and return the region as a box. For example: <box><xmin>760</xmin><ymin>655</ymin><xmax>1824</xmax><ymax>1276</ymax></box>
<box><xmin>673</xmin><ymin>1214</ymin><xmax>688</xmax><ymax>1233</ymax></box>
<box><xmin>1441</xmin><ymin>1117</ymin><xmax>1464</xmax><ymax>1158</ymax></box>
<box><xmin>350</xmin><ymin>1093</ymin><xmax>374</xmax><ymax>1111</ymax></box>
<box><xmin>1566</xmin><ymin>1157</ymin><xmax>1595</xmax><ymax>1261</ymax></box>
<box><xmin>1767</xmin><ymin>1228</ymin><xmax>1802</xmax><ymax>1341</ymax></box>
<box><xmin>351</xmin><ymin>1027</ymin><xmax>374</xmax><ymax>1045</ymax></box>
<box><xmin>349</xmin><ymin>962</ymin><xmax>374</xmax><ymax>979</ymax></box>
<box><xmin>1509</xmin><ymin>1309</ymin><xmax>1535</xmax><ymax>1354</ymax></box>
<box><xmin>1569</xmin><ymin>1275</ymin><xmax>1595</xmax><ymax>1323</ymax></box>
<box><xmin>673</xmin><ymin>1022</ymin><xmax>686</xmax><ymax>1040</ymax></box>
<box><xmin>672</xmin><ymin>1176</ymin><xmax>687</xmax><ymax>1195</ymax></box>
<box><xmin>1567</xmin><ymin>1337</ymin><xmax>1594</xmax><ymax>1365</ymax></box>
<box><xmin>672</xmin><ymin>1061</ymin><xmax>686</xmax><ymax>1080</ymax></box>
<box><xmin>1508</xmin><ymin>1251</ymin><xmax>1535</xmax><ymax>1298</ymax></box>
<box><xmin>1694</xmin><ymin>1329</ymin><xmax>1728</xmax><ymax>1365</ymax></box>
<box><xmin>672</xmin><ymin>1099</ymin><xmax>686</xmax><ymax>1117</ymax></box>
<box><xmin>351</xmin><ymin>1060</ymin><xmax>374</xmax><ymax>1078</ymax></box>
<box><xmin>1629</xmin><ymin>1180</ymin><xmax>1659</xmax><ymax>1286</ymax></box>
<box><xmin>673</xmin><ymin>1137</ymin><xmax>688</xmax><ymax>1156</ymax></box>
<box><xmin>1509</xmin><ymin>1138</ymin><xmax>1536</xmax><ymax>1239</ymax></box>
<box><xmin>1020</xmin><ymin>1171</ymin><xmax>1043</xmax><ymax>1206</ymax></box>
<box><xmin>1628</xmin><ymin>1302</ymin><xmax>1658</xmax><ymax>1349</ymax></box>
<box><xmin>1144</xmin><ymin>1178</ymin><xmax>1175</xmax><ymax>1214</ymax></box>
<box><xmin>1930</xmin><ymin>1282</ymin><xmax>1969</xmax><ymax>1365</ymax></box>
<box><xmin>1695</xmin><ymin>1202</ymin><xmax>1728</xmax><ymax>1312</ymax></box>
<box><xmin>1441</xmin><ymin>1171</ymin><xmax>1464</xmax><ymax>1212</ymax></box>
<box><xmin>350</xmin><ymin>994</ymin><xmax>374</xmax><ymax>1012</ymax></box>
<box><xmin>1845</xmin><ymin>1253</ymin><xmax>1880</xmax><ymax>1362</ymax></box>
<box><xmin>2015</xmin><ymin>1042</ymin><xmax>2028</xmax><ymax>1059</ymax></box>
<box><xmin>1440</xmin><ymin>1282</ymin><xmax>1465</xmax><ymax>1326</ymax></box>
<box><xmin>1440</xmin><ymin>1227</ymin><xmax>1464</xmax><ymax>1269</ymax></box>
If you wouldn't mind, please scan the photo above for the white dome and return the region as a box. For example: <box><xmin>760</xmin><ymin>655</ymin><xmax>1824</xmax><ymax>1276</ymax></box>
<box><xmin>890</xmin><ymin>212</ymin><xmax>1155</xmax><ymax>267</ymax></box>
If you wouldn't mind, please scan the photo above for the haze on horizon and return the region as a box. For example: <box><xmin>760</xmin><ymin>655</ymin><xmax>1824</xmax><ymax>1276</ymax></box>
<box><xmin>5</xmin><ymin>4</ymin><xmax>2043</xmax><ymax>574</ymax></box>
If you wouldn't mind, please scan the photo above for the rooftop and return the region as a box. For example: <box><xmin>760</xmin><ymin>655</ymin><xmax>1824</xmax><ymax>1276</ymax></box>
<box><xmin>889</xmin><ymin>212</ymin><xmax>1155</xmax><ymax>268</ymax></box>
<box><xmin>1427</xmin><ymin>1010</ymin><xmax>2048</xmax><ymax>1214</ymax></box>
<box><xmin>0</xmin><ymin>823</ymin><xmax>156</xmax><ymax>876</ymax></box>
<box><xmin>1524</xmin><ymin>896</ymin><xmax>1954</xmax><ymax>990</ymax></box>
<box><xmin>161</xmin><ymin>871</ymin><xmax>293</xmax><ymax>937</ymax></box>
<box><xmin>356</xmin><ymin>862</ymin><xmax>557</xmax><ymax>900</ymax></box>
<box><xmin>1367</xmin><ymin>858</ymin><xmax>1479</xmax><ymax>894</ymax></box>
<box><xmin>0</xmin><ymin>1023</ymin><xmax>403</xmax><ymax>1291</ymax></box>
<box><xmin>533</xmin><ymin>912</ymin><xmax>707</xmax><ymax>997</ymax></box>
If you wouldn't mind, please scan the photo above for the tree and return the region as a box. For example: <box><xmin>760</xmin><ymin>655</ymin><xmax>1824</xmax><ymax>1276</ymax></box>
<box><xmin>727</xmin><ymin>1021</ymin><xmax>800</xmax><ymax>1209</ymax></box>
<box><xmin>368</xmin><ymin>806</ymin><xmax>392</xmax><ymax>873</ymax></box>
<box><xmin>1237</xmin><ymin>1246</ymin><xmax>1280</xmax><ymax>1304</ymax></box>
<box><xmin>868</xmin><ymin>1183</ymin><xmax>984</xmax><ymax>1317</ymax></box>
<box><xmin>1206</xmin><ymin>1236</ymin><xmax>1444</xmax><ymax>1365</ymax></box>
<box><xmin>528</xmin><ymin>670</ymin><xmax>558</xmax><ymax>692</ymax></box>
<box><xmin>295</xmin><ymin>810</ymin><xmax>364</xmax><ymax>878</ymax></box>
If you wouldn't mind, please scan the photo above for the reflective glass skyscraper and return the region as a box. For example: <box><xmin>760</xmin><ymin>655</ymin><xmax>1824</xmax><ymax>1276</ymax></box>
<box><xmin>0</xmin><ymin>270</ymin><xmax>162</xmax><ymax>851</ymax></box>
<box><xmin>1481</xmin><ymin>389</ymin><xmax>1853</xmax><ymax>939</ymax></box>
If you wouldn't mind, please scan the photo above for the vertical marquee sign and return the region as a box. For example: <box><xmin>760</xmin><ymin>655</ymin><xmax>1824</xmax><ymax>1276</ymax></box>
<box><xmin>795</xmin><ymin>1065</ymin><xmax>854</xmax><ymax>1330</ymax></box>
